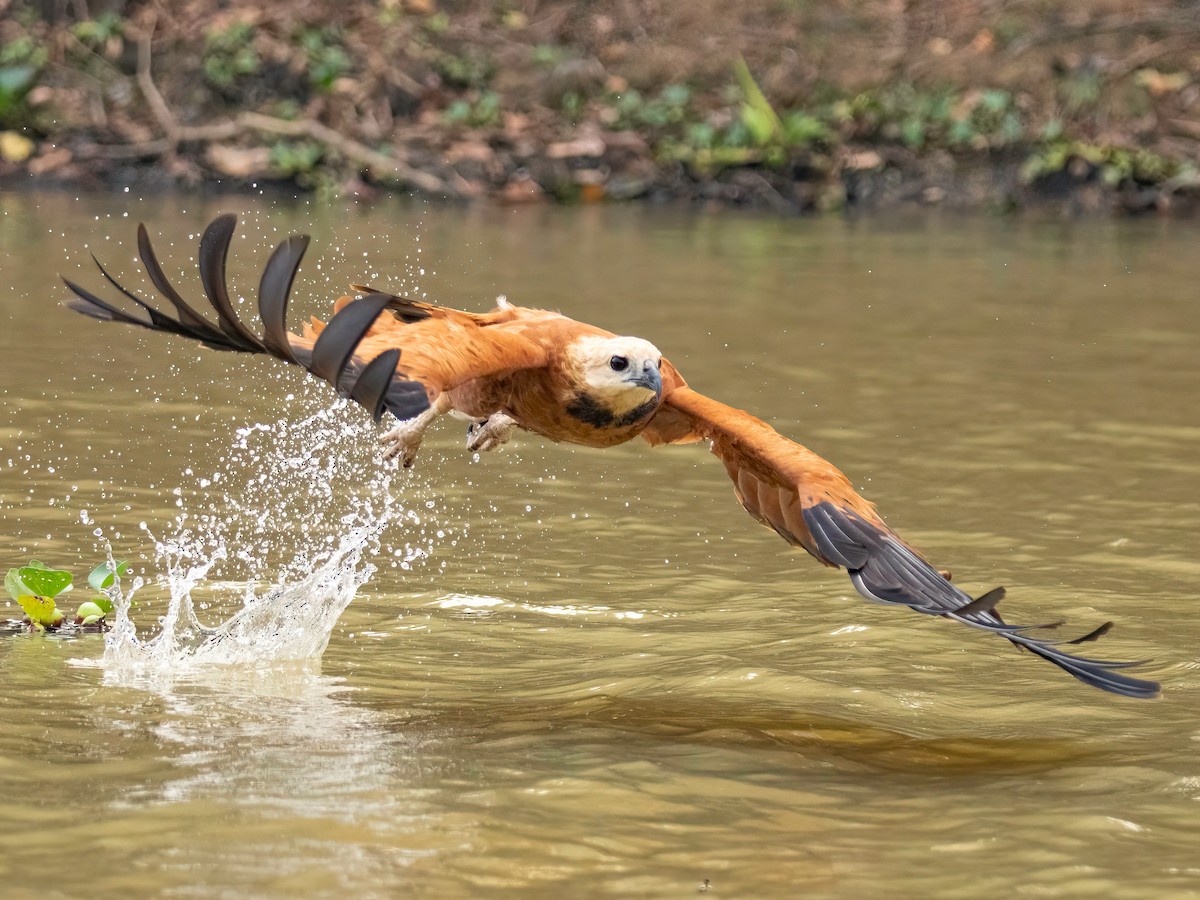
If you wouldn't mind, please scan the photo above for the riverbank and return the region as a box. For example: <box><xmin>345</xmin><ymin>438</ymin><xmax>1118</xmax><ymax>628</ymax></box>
<box><xmin>1</xmin><ymin>1</ymin><xmax>1197</xmax><ymax>215</ymax></box>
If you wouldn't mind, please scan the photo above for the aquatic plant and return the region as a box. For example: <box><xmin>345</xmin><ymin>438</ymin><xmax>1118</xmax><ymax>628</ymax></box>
<box><xmin>4</xmin><ymin>559</ymin><xmax>128</xmax><ymax>631</ymax></box>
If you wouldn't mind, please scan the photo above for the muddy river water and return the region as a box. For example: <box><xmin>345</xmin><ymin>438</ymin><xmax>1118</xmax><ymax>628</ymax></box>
<box><xmin>1</xmin><ymin>193</ymin><xmax>1198</xmax><ymax>897</ymax></box>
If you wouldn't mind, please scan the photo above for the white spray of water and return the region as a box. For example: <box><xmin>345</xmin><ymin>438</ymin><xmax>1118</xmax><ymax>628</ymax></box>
<box><xmin>97</xmin><ymin>394</ymin><xmax>437</xmax><ymax>677</ymax></box>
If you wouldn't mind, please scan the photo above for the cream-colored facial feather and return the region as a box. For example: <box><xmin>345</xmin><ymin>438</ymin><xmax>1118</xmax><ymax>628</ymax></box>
<box><xmin>565</xmin><ymin>335</ymin><xmax>663</xmax><ymax>414</ymax></box>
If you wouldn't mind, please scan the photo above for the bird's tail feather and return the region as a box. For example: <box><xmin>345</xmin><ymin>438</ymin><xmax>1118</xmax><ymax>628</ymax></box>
<box><xmin>63</xmin><ymin>214</ymin><xmax>431</xmax><ymax>423</ymax></box>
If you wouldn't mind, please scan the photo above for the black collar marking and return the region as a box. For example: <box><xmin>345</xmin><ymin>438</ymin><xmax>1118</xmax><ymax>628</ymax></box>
<box><xmin>566</xmin><ymin>392</ymin><xmax>659</xmax><ymax>428</ymax></box>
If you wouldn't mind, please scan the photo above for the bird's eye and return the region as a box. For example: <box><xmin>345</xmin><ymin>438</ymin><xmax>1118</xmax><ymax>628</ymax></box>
<box><xmin>609</xmin><ymin>355</ymin><xmax>629</xmax><ymax>372</ymax></box>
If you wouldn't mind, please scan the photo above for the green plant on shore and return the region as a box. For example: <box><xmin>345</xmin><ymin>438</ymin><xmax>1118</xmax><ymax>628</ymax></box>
<box><xmin>72</xmin><ymin>12</ymin><xmax>125</xmax><ymax>49</ymax></box>
<box><xmin>531</xmin><ymin>44</ymin><xmax>566</xmax><ymax>69</ymax></box>
<box><xmin>5</xmin><ymin>559</ymin><xmax>128</xmax><ymax>631</ymax></box>
<box><xmin>0</xmin><ymin>36</ymin><xmax>47</xmax><ymax>128</ymax></box>
<box><xmin>611</xmin><ymin>83</ymin><xmax>692</xmax><ymax>130</ymax></box>
<box><xmin>661</xmin><ymin>61</ymin><xmax>832</xmax><ymax>168</ymax></box>
<box><xmin>1021</xmin><ymin>141</ymin><xmax>1180</xmax><ymax>188</ymax></box>
<box><xmin>298</xmin><ymin>27</ymin><xmax>350</xmax><ymax>93</ymax></box>
<box><xmin>841</xmin><ymin>82</ymin><xmax>1027</xmax><ymax>151</ymax></box>
<box><xmin>269</xmin><ymin>140</ymin><xmax>324</xmax><ymax>179</ymax></box>
<box><xmin>203</xmin><ymin>22</ymin><xmax>260</xmax><ymax>89</ymax></box>
<box><xmin>730</xmin><ymin>58</ymin><xmax>832</xmax><ymax>157</ymax></box>
<box><xmin>433</xmin><ymin>49</ymin><xmax>495</xmax><ymax>90</ymax></box>
<box><xmin>443</xmin><ymin>90</ymin><xmax>502</xmax><ymax>127</ymax></box>
<box><xmin>423</xmin><ymin>12</ymin><xmax>451</xmax><ymax>34</ymax></box>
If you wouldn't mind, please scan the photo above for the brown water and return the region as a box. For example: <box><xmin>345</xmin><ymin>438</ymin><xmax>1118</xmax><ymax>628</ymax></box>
<box><xmin>1</xmin><ymin>193</ymin><xmax>1198</xmax><ymax>898</ymax></box>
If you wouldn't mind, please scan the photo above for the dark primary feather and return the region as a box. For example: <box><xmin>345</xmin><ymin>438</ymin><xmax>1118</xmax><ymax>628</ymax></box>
<box><xmin>803</xmin><ymin>502</ymin><xmax>1159</xmax><ymax>699</ymax></box>
<box><xmin>258</xmin><ymin>233</ymin><xmax>309</xmax><ymax>363</ymax></box>
<box><xmin>198</xmin><ymin>213</ymin><xmax>267</xmax><ymax>352</ymax></box>
<box><xmin>62</xmin><ymin>214</ymin><xmax>429</xmax><ymax>424</ymax></box>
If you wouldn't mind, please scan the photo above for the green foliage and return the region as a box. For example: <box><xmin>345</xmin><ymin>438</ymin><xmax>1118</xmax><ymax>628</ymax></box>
<box><xmin>269</xmin><ymin>140</ymin><xmax>324</xmax><ymax>176</ymax></box>
<box><xmin>88</xmin><ymin>560</ymin><xmax>129</xmax><ymax>592</ymax></box>
<box><xmin>663</xmin><ymin>60</ymin><xmax>832</xmax><ymax>168</ymax></box>
<box><xmin>18</xmin><ymin>595</ymin><xmax>64</xmax><ymax>629</ymax></box>
<box><xmin>727</xmin><ymin>59</ymin><xmax>832</xmax><ymax>157</ymax></box>
<box><xmin>734</xmin><ymin>57</ymin><xmax>782</xmax><ymax>145</ymax></box>
<box><xmin>443</xmin><ymin>90</ymin><xmax>501</xmax><ymax>127</ymax></box>
<box><xmin>75</xmin><ymin>607</ymin><xmax>109</xmax><ymax>628</ymax></box>
<box><xmin>847</xmin><ymin>83</ymin><xmax>1026</xmax><ymax>151</ymax></box>
<box><xmin>203</xmin><ymin>23</ymin><xmax>260</xmax><ymax>89</ymax></box>
<box><xmin>560</xmin><ymin>89</ymin><xmax>584</xmax><ymax>120</ymax></box>
<box><xmin>0</xmin><ymin>37</ymin><xmax>47</xmax><ymax>127</ymax></box>
<box><xmin>532</xmin><ymin>44</ymin><xmax>566</xmax><ymax>69</ymax></box>
<box><xmin>423</xmin><ymin>12</ymin><xmax>451</xmax><ymax>34</ymax></box>
<box><xmin>1020</xmin><ymin>141</ymin><xmax>1179</xmax><ymax>187</ymax></box>
<box><xmin>1059</xmin><ymin>68</ymin><xmax>1102</xmax><ymax>113</ymax></box>
<box><xmin>298</xmin><ymin>28</ymin><xmax>350</xmax><ymax>92</ymax></box>
<box><xmin>10</xmin><ymin>561</ymin><xmax>73</xmax><ymax>600</ymax></box>
<box><xmin>612</xmin><ymin>83</ymin><xmax>692</xmax><ymax>130</ymax></box>
<box><xmin>72</xmin><ymin>12</ymin><xmax>125</xmax><ymax>48</ymax></box>
<box><xmin>433</xmin><ymin>50</ymin><xmax>494</xmax><ymax>89</ymax></box>
<box><xmin>0</xmin><ymin>36</ymin><xmax>48</xmax><ymax>70</ymax></box>
<box><xmin>5</xmin><ymin>559</ymin><xmax>126</xmax><ymax>630</ymax></box>
<box><xmin>6</xmin><ymin>561</ymin><xmax>72</xmax><ymax>631</ymax></box>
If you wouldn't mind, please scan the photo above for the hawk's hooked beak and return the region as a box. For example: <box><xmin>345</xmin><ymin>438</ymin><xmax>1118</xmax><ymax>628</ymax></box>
<box><xmin>628</xmin><ymin>363</ymin><xmax>662</xmax><ymax>395</ymax></box>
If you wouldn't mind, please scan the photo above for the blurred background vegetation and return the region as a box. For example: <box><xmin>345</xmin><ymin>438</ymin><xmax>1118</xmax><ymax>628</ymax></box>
<box><xmin>1</xmin><ymin>0</ymin><xmax>1197</xmax><ymax>214</ymax></box>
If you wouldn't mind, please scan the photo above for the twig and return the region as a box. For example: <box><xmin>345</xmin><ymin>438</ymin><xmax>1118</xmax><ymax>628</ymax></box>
<box><xmin>133</xmin><ymin>21</ymin><xmax>177</xmax><ymax>139</ymax></box>
<box><xmin>1106</xmin><ymin>35</ymin><xmax>1191</xmax><ymax>81</ymax></box>
<box><xmin>236</xmin><ymin>112</ymin><xmax>453</xmax><ymax>196</ymax></box>
<box><xmin>119</xmin><ymin>20</ymin><xmax>459</xmax><ymax>197</ymax></box>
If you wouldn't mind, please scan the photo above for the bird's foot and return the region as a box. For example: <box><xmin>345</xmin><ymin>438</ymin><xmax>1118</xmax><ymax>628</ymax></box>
<box><xmin>379</xmin><ymin>394</ymin><xmax>453</xmax><ymax>467</ymax></box>
<box><xmin>380</xmin><ymin>420</ymin><xmax>425</xmax><ymax>467</ymax></box>
<box><xmin>466</xmin><ymin>413</ymin><xmax>517</xmax><ymax>453</ymax></box>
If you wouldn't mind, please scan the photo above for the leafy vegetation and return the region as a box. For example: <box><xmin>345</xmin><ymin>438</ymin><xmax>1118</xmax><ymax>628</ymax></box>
<box><xmin>203</xmin><ymin>23</ymin><xmax>260</xmax><ymax>90</ymax></box>
<box><xmin>0</xmin><ymin>35</ymin><xmax>46</xmax><ymax>128</ymax></box>
<box><xmin>71</xmin><ymin>12</ymin><xmax>124</xmax><ymax>49</ymax></box>
<box><xmin>443</xmin><ymin>90</ymin><xmax>502</xmax><ymax>128</ymax></box>
<box><xmin>0</xmin><ymin>1</ymin><xmax>1194</xmax><ymax>213</ymax></box>
<box><xmin>4</xmin><ymin>559</ymin><xmax>128</xmax><ymax>632</ymax></box>
<box><xmin>297</xmin><ymin>27</ymin><xmax>350</xmax><ymax>93</ymax></box>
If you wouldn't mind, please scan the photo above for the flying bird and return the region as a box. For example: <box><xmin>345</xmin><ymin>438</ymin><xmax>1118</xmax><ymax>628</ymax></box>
<box><xmin>63</xmin><ymin>214</ymin><xmax>1159</xmax><ymax>699</ymax></box>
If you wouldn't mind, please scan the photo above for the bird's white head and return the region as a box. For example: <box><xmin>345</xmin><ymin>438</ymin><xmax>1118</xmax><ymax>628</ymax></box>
<box><xmin>565</xmin><ymin>335</ymin><xmax>664</xmax><ymax>423</ymax></box>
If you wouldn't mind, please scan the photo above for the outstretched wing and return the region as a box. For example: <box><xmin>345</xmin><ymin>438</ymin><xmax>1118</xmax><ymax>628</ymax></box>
<box><xmin>63</xmin><ymin>214</ymin><xmax>550</xmax><ymax>422</ymax></box>
<box><xmin>643</xmin><ymin>385</ymin><xmax>1159</xmax><ymax>699</ymax></box>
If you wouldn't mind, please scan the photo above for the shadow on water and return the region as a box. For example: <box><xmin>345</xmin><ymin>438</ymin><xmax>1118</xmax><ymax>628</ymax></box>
<box><xmin>357</xmin><ymin>692</ymin><xmax>1098</xmax><ymax>777</ymax></box>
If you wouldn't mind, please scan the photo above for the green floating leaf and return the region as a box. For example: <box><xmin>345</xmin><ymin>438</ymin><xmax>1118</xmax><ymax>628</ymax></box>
<box><xmin>18</xmin><ymin>564</ymin><xmax>73</xmax><ymax>599</ymax></box>
<box><xmin>5</xmin><ymin>567</ymin><xmax>30</xmax><ymax>602</ymax></box>
<box><xmin>88</xmin><ymin>560</ymin><xmax>129</xmax><ymax>592</ymax></box>
<box><xmin>18</xmin><ymin>594</ymin><xmax>63</xmax><ymax>628</ymax></box>
<box><xmin>90</xmin><ymin>595</ymin><xmax>114</xmax><ymax>615</ymax></box>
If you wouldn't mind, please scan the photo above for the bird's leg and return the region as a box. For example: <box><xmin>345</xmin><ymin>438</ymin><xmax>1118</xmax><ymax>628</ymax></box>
<box><xmin>466</xmin><ymin>412</ymin><xmax>518</xmax><ymax>453</ymax></box>
<box><xmin>380</xmin><ymin>394</ymin><xmax>454</xmax><ymax>467</ymax></box>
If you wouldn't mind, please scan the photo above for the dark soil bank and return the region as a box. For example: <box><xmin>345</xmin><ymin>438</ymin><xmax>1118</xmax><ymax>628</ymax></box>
<box><xmin>2</xmin><ymin>0</ymin><xmax>1198</xmax><ymax>215</ymax></box>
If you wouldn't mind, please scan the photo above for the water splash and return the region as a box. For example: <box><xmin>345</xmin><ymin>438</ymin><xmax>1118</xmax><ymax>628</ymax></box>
<box><xmin>97</xmin><ymin>393</ymin><xmax>433</xmax><ymax>678</ymax></box>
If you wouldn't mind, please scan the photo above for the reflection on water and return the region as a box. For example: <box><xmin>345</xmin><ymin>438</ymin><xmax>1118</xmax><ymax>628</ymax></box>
<box><xmin>1</xmin><ymin>194</ymin><xmax>1198</xmax><ymax>897</ymax></box>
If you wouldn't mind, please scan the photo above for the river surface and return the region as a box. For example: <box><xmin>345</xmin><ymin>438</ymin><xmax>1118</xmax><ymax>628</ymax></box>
<box><xmin>0</xmin><ymin>193</ymin><xmax>1198</xmax><ymax>898</ymax></box>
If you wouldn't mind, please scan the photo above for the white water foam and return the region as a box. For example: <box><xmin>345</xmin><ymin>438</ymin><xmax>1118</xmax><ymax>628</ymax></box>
<box><xmin>96</xmin><ymin>395</ymin><xmax>434</xmax><ymax>678</ymax></box>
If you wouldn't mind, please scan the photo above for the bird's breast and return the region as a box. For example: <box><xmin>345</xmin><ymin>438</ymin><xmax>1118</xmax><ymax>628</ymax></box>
<box><xmin>515</xmin><ymin>387</ymin><xmax>659</xmax><ymax>448</ymax></box>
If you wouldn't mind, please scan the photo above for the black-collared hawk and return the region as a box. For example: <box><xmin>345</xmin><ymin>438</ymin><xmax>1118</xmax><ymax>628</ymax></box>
<box><xmin>63</xmin><ymin>214</ymin><xmax>1159</xmax><ymax>699</ymax></box>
